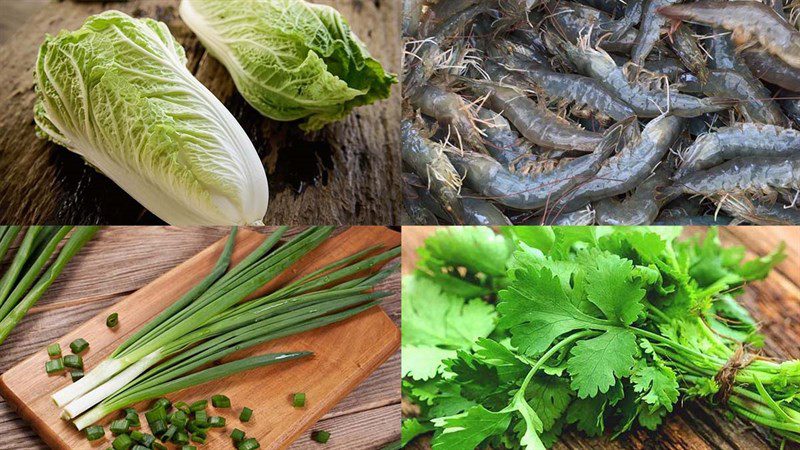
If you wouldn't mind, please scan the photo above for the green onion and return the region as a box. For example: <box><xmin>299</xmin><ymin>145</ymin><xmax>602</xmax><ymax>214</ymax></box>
<box><xmin>112</xmin><ymin>433</ymin><xmax>133</xmax><ymax>450</ymax></box>
<box><xmin>150</xmin><ymin>419</ymin><xmax>167</xmax><ymax>437</ymax></box>
<box><xmin>231</xmin><ymin>428</ymin><xmax>245</xmax><ymax>442</ymax></box>
<box><xmin>170</xmin><ymin>410</ymin><xmax>188</xmax><ymax>430</ymax></box>
<box><xmin>124</xmin><ymin>408</ymin><xmax>140</xmax><ymax>427</ymax></box>
<box><xmin>153</xmin><ymin>398</ymin><xmax>171</xmax><ymax>411</ymax></box>
<box><xmin>63</xmin><ymin>354</ymin><xmax>83</xmax><ymax>370</ymax></box>
<box><xmin>0</xmin><ymin>227</ymin><xmax>99</xmax><ymax>346</ymax></box>
<box><xmin>46</xmin><ymin>358</ymin><xmax>64</xmax><ymax>374</ymax></box>
<box><xmin>173</xmin><ymin>431</ymin><xmax>189</xmax><ymax>445</ymax></box>
<box><xmin>239</xmin><ymin>407</ymin><xmax>253</xmax><ymax>422</ymax></box>
<box><xmin>161</xmin><ymin>424</ymin><xmax>177</xmax><ymax>442</ymax></box>
<box><xmin>194</xmin><ymin>410</ymin><xmax>208</xmax><ymax>427</ymax></box>
<box><xmin>107</xmin><ymin>312</ymin><xmax>119</xmax><ymax>328</ymax></box>
<box><xmin>209</xmin><ymin>416</ymin><xmax>225</xmax><ymax>428</ymax></box>
<box><xmin>238</xmin><ymin>437</ymin><xmax>261</xmax><ymax>450</ymax></box>
<box><xmin>311</xmin><ymin>430</ymin><xmax>330</xmax><ymax>444</ymax></box>
<box><xmin>50</xmin><ymin>227</ymin><xmax>398</xmax><ymax>432</ymax></box>
<box><xmin>292</xmin><ymin>393</ymin><xmax>306</xmax><ymax>408</ymax></box>
<box><xmin>47</xmin><ymin>343</ymin><xmax>61</xmax><ymax>358</ymax></box>
<box><xmin>182</xmin><ymin>446</ymin><xmax>197</xmax><ymax>450</ymax></box>
<box><xmin>110</xmin><ymin>419</ymin><xmax>129</xmax><ymax>435</ymax></box>
<box><xmin>211</xmin><ymin>394</ymin><xmax>230</xmax><ymax>408</ymax></box>
<box><xmin>85</xmin><ymin>425</ymin><xmax>105</xmax><ymax>441</ymax></box>
<box><xmin>71</xmin><ymin>370</ymin><xmax>84</xmax><ymax>382</ymax></box>
<box><xmin>139</xmin><ymin>433</ymin><xmax>155</xmax><ymax>446</ymax></box>
<box><xmin>189</xmin><ymin>400</ymin><xmax>207</xmax><ymax>412</ymax></box>
<box><xmin>132</xmin><ymin>445</ymin><xmax>149</xmax><ymax>450</ymax></box>
<box><xmin>129</xmin><ymin>430</ymin><xmax>144</xmax><ymax>441</ymax></box>
<box><xmin>190</xmin><ymin>433</ymin><xmax>206</xmax><ymax>444</ymax></box>
<box><xmin>153</xmin><ymin>442</ymin><xmax>167</xmax><ymax>450</ymax></box>
<box><xmin>70</xmin><ymin>338</ymin><xmax>89</xmax><ymax>354</ymax></box>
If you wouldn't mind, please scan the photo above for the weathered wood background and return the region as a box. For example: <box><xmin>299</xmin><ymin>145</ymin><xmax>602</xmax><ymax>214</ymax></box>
<box><xmin>0</xmin><ymin>226</ymin><xmax>401</xmax><ymax>449</ymax></box>
<box><xmin>402</xmin><ymin>226</ymin><xmax>800</xmax><ymax>450</ymax></box>
<box><xmin>0</xmin><ymin>0</ymin><xmax>401</xmax><ymax>225</ymax></box>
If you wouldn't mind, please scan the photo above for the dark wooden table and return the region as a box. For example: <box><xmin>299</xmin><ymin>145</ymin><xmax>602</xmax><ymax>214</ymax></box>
<box><xmin>402</xmin><ymin>226</ymin><xmax>800</xmax><ymax>450</ymax></box>
<box><xmin>0</xmin><ymin>226</ymin><xmax>401</xmax><ymax>449</ymax></box>
<box><xmin>0</xmin><ymin>0</ymin><xmax>401</xmax><ymax>225</ymax></box>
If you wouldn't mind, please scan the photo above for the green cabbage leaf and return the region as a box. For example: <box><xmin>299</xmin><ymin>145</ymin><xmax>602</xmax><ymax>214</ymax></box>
<box><xmin>34</xmin><ymin>11</ymin><xmax>269</xmax><ymax>225</ymax></box>
<box><xmin>180</xmin><ymin>0</ymin><xmax>396</xmax><ymax>131</ymax></box>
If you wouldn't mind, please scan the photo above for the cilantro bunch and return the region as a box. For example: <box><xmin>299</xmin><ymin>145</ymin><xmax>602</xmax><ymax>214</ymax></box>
<box><xmin>402</xmin><ymin>226</ymin><xmax>799</xmax><ymax>449</ymax></box>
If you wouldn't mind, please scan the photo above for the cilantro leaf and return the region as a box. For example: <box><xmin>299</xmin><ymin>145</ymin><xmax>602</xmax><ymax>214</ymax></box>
<box><xmin>631</xmin><ymin>360</ymin><xmax>679</xmax><ymax>412</ymax></box>
<box><xmin>432</xmin><ymin>406</ymin><xmax>511</xmax><ymax>450</ymax></box>
<box><xmin>582</xmin><ymin>251</ymin><xmax>647</xmax><ymax>325</ymax></box>
<box><xmin>498</xmin><ymin>267</ymin><xmax>605</xmax><ymax>356</ymax></box>
<box><xmin>401</xmin><ymin>418</ymin><xmax>435</xmax><ymax>446</ymax></box>
<box><xmin>525</xmin><ymin>375</ymin><xmax>573</xmax><ymax>431</ymax></box>
<box><xmin>403</xmin><ymin>345</ymin><xmax>457</xmax><ymax>380</ymax></box>
<box><xmin>567</xmin><ymin>329</ymin><xmax>638</xmax><ymax>398</ymax></box>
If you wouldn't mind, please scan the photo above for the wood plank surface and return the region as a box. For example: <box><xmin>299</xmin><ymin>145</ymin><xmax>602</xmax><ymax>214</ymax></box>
<box><xmin>0</xmin><ymin>0</ymin><xmax>401</xmax><ymax>225</ymax></box>
<box><xmin>0</xmin><ymin>226</ymin><xmax>401</xmax><ymax>449</ymax></box>
<box><xmin>402</xmin><ymin>226</ymin><xmax>800</xmax><ymax>450</ymax></box>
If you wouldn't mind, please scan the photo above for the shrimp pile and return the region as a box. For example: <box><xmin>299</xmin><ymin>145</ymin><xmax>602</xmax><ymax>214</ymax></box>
<box><xmin>402</xmin><ymin>0</ymin><xmax>800</xmax><ymax>225</ymax></box>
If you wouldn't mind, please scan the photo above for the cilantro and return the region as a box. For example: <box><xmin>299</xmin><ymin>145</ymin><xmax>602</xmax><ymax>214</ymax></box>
<box><xmin>403</xmin><ymin>226</ymin><xmax>797</xmax><ymax>448</ymax></box>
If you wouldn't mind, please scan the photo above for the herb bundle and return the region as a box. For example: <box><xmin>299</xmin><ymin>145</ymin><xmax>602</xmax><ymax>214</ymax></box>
<box><xmin>402</xmin><ymin>226</ymin><xmax>798</xmax><ymax>449</ymax></box>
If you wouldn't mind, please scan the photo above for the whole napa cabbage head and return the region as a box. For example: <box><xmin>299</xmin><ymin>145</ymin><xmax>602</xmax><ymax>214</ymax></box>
<box><xmin>179</xmin><ymin>0</ymin><xmax>397</xmax><ymax>131</ymax></box>
<box><xmin>34</xmin><ymin>10</ymin><xmax>269</xmax><ymax>225</ymax></box>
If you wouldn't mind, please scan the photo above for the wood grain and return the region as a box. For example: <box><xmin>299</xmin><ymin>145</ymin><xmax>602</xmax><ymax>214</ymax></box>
<box><xmin>0</xmin><ymin>0</ymin><xmax>401</xmax><ymax>225</ymax></box>
<box><xmin>0</xmin><ymin>226</ymin><xmax>401</xmax><ymax>449</ymax></box>
<box><xmin>402</xmin><ymin>226</ymin><xmax>800</xmax><ymax>450</ymax></box>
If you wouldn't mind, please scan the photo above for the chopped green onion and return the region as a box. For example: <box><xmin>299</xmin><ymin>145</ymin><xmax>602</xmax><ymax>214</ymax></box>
<box><xmin>182</xmin><ymin>446</ymin><xmax>197</xmax><ymax>450</ymax></box>
<box><xmin>150</xmin><ymin>419</ymin><xmax>167</xmax><ymax>437</ymax></box>
<box><xmin>45</xmin><ymin>358</ymin><xmax>64</xmax><ymax>374</ymax></box>
<box><xmin>231</xmin><ymin>428</ymin><xmax>245</xmax><ymax>442</ymax></box>
<box><xmin>112</xmin><ymin>434</ymin><xmax>133</xmax><ymax>450</ymax></box>
<box><xmin>47</xmin><ymin>343</ymin><xmax>61</xmax><ymax>358</ymax></box>
<box><xmin>238</xmin><ymin>438</ymin><xmax>261</xmax><ymax>450</ymax></box>
<box><xmin>85</xmin><ymin>425</ymin><xmax>105</xmax><ymax>441</ymax></box>
<box><xmin>173</xmin><ymin>431</ymin><xmax>189</xmax><ymax>445</ymax></box>
<box><xmin>170</xmin><ymin>410</ymin><xmax>188</xmax><ymax>430</ymax></box>
<box><xmin>292</xmin><ymin>393</ymin><xmax>306</xmax><ymax>408</ymax></box>
<box><xmin>71</xmin><ymin>370</ymin><xmax>84</xmax><ymax>382</ymax></box>
<box><xmin>129</xmin><ymin>430</ymin><xmax>144</xmax><ymax>441</ymax></box>
<box><xmin>70</xmin><ymin>338</ymin><xmax>89</xmax><ymax>354</ymax></box>
<box><xmin>153</xmin><ymin>443</ymin><xmax>167</xmax><ymax>450</ymax></box>
<box><xmin>211</xmin><ymin>394</ymin><xmax>231</xmax><ymax>408</ymax></box>
<box><xmin>145</xmin><ymin>405</ymin><xmax>167</xmax><ymax>425</ymax></box>
<box><xmin>189</xmin><ymin>400</ymin><xmax>207</xmax><ymax>412</ymax></box>
<box><xmin>110</xmin><ymin>419</ymin><xmax>129</xmax><ymax>435</ymax></box>
<box><xmin>311</xmin><ymin>430</ymin><xmax>330</xmax><ymax>444</ymax></box>
<box><xmin>107</xmin><ymin>312</ymin><xmax>119</xmax><ymax>328</ymax></box>
<box><xmin>153</xmin><ymin>398</ymin><xmax>171</xmax><ymax>411</ymax></box>
<box><xmin>161</xmin><ymin>425</ymin><xmax>177</xmax><ymax>442</ymax></box>
<box><xmin>131</xmin><ymin>445</ymin><xmax>149</xmax><ymax>450</ymax></box>
<box><xmin>63</xmin><ymin>354</ymin><xmax>83</xmax><ymax>370</ymax></box>
<box><xmin>124</xmin><ymin>408</ymin><xmax>140</xmax><ymax>427</ymax></box>
<box><xmin>174</xmin><ymin>401</ymin><xmax>190</xmax><ymax>413</ymax></box>
<box><xmin>239</xmin><ymin>407</ymin><xmax>253</xmax><ymax>422</ymax></box>
<box><xmin>209</xmin><ymin>416</ymin><xmax>226</xmax><ymax>428</ymax></box>
<box><xmin>194</xmin><ymin>410</ymin><xmax>208</xmax><ymax>428</ymax></box>
<box><xmin>190</xmin><ymin>433</ymin><xmax>206</xmax><ymax>444</ymax></box>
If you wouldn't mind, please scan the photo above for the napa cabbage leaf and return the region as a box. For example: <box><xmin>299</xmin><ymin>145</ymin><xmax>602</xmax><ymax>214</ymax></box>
<box><xmin>34</xmin><ymin>10</ymin><xmax>269</xmax><ymax>225</ymax></box>
<box><xmin>179</xmin><ymin>0</ymin><xmax>396</xmax><ymax>131</ymax></box>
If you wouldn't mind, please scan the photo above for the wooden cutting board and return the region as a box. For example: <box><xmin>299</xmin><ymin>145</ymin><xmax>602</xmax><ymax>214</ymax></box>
<box><xmin>0</xmin><ymin>227</ymin><xmax>400</xmax><ymax>450</ymax></box>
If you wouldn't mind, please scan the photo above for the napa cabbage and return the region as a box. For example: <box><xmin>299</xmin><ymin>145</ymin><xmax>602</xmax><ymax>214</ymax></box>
<box><xmin>34</xmin><ymin>11</ymin><xmax>269</xmax><ymax>225</ymax></box>
<box><xmin>179</xmin><ymin>0</ymin><xmax>396</xmax><ymax>131</ymax></box>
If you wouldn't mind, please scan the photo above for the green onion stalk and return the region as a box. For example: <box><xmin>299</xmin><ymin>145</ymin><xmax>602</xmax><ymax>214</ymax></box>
<box><xmin>0</xmin><ymin>226</ymin><xmax>99</xmax><ymax>346</ymax></box>
<box><xmin>51</xmin><ymin>226</ymin><xmax>399</xmax><ymax>430</ymax></box>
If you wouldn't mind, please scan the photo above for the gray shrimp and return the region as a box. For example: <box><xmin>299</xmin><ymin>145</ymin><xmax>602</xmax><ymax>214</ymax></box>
<box><xmin>632</xmin><ymin>0</ymin><xmax>680</xmax><ymax>65</ymax></box>
<box><xmin>548</xmin><ymin>2</ymin><xmax>640</xmax><ymax>53</ymax></box>
<box><xmin>677</xmin><ymin>69</ymin><xmax>787</xmax><ymax>126</ymax></box>
<box><xmin>409</xmin><ymin>84</ymin><xmax>488</xmax><ymax>154</ymax></box>
<box><xmin>401</xmin><ymin>119</ymin><xmax>466</xmax><ymax>223</ymax></box>
<box><xmin>741</xmin><ymin>49</ymin><xmax>800</xmax><ymax>93</ymax></box>
<box><xmin>594</xmin><ymin>163</ymin><xmax>674</xmax><ymax>225</ymax></box>
<box><xmin>669</xmin><ymin>26</ymin><xmax>710</xmax><ymax>83</ymax></box>
<box><xmin>461</xmin><ymin>196</ymin><xmax>513</xmax><ymax>224</ymax></box>
<box><xmin>654</xmin><ymin>213</ymin><xmax>733</xmax><ymax>225</ymax></box>
<box><xmin>447</xmin><ymin>118</ymin><xmax>631</xmax><ymax>210</ymax></box>
<box><xmin>555</xmin><ymin>34</ymin><xmax>736</xmax><ymax>118</ymax></box>
<box><xmin>714</xmin><ymin>194</ymin><xmax>800</xmax><ymax>225</ymax></box>
<box><xmin>777</xmin><ymin>91</ymin><xmax>800</xmax><ymax>128</ymax></box>
<box><xmin>402</xmin><ymin>174</ymin><xmax>439</xmax><ymax>224</ymax></box>
<box><xmin>530</xmin><ymin>206</ymin><xmax>597</xmax><ymax>225</ymax></box>
<box><xmin>475</xmin><ymin>107</ymin><xmax>538</xmax><ymax>170</ymax></box>
<box><xmin>677</xmin><ymin>123</ymin><xmax>800</xmax><ymax>176</ymax></box>
<box><xmin>667</xmin><ymin>156</ymin><xmax>800</xmax><ymax>198</ymax></box>
<box><xmin>486</xmin><ymin>47</ymin><xmax>636</xmax><ymax>121</ymax></box>
<box><xmin>658</xmin><ymin>1</ymin><xmax>800</xmax><ymax>69</ymax></box>
<box><xmin>574</xmin><ymin>0</ymin><xmax>627</xmax><ymax>16</ymax></box>
<box><xmin>554</xmin><ymin>114</ymin><xmax>685</xmax><ymax>211</ymax></box>
<box><xmin>495</xmin><ymin>0</ymin><xmax>543</xmax><ymax>35</ymax></box>
<box><xmin>610</xmin><ymin>0</ymin><xmax>644</xmax><ymax>41</ymax></box>
<box><xmin>461</xmin><ymin>78</ymin><xmax>606</xmax><ymax>151</ymax></box>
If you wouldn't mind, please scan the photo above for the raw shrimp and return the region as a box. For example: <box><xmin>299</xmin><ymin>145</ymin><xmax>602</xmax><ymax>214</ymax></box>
<box><xmin>678</xmin><ymin>123</ymin><xmax>800</xmax><ymax>175</ymax></box>
<box><xmin>594</xmin><ymin>163</ymin><xmax>674</xmax><ymax>224</ymax></box>
<box><xmin>668</xmin><ymin>156</ymin><xmax>800</xmax><ymax>198</ymax></box>
<box><xmin>741</xmin><ymin>49</ymin><xmax>800</xmax><ymax>93</ymax></box>
<box><xmin>555</xmin><ymin>35</ymin><xmax>735</xmax><ymax>117</ymax></box>
<box><xmin>409</xmin><ymin>84</ymin><xmax>488</xmax><ymax>153</ymax></box>
<box><xmin>669</xmin><ymin>26</ymin><xmax>710</xmax><ymax>82</ymax></box>
<box><xmin>658</xmin><ymin>1</ymin><xmax>800</xmax><ymax>69</ymax></box>
<box><xmin>778</xmin><ymin>92</ymin><xmax>800</xmax><ymax>128</ymax></box>
<box><xmin>532</xmin><ymin>206</ymin><xmax>596</xmax><ymax>225</ymax></box>
<box><xmin>678</xmin><ymin>70</ymin><xmax>787</xmax><ymax>126</ymax></box>
<box><xmin>448</xmin><ymin>118</ymin><xmax>630</xmax><ymax>210</ymax></box>
<box><xmin>475</xmin><ymin>107</ymin><xmax>538</xmax><ymax>169</ymax></box>
<box><xmin>575</xmin><ymin>0</ymin><xmax>627</xmax><ymax>17</ymax></box>
<box><xmin>632</xmin><ymin>0</ymin><xmax>680</xmax><ymax>65</ymax></box>
<box><xmin>461</xmin><ymin>196</ymin><xmax>513</xmax><ymax>224</ymax></box>
<box><xmin>715</xmin><ymin>194</ymin><xmax>800</xmax><ymax>225</ymax></box>
<box><xmin>555</xmin><ymin>114</ymin><xmax>685</xmax><ymax>211</ymax></box>
<box><xmin>548</xmin><ymin>2</ymin><xmax>640</xmax><ymax>53</ymax></box>
<box><xmin>402</xmin><ymin>174</ymin><xmax>440</xmax><ymax>224</ymax></box>
<box><xmin>461</xmin><ymin>78</ymin><xmax>606</xmax><ymax>151</ymax></box>
<box><xmin>610</xmin><ymin>0</ymin><xmax>644</xmax><ymax>41</ymax></box>
<box><xmin>401</xmin><ymin>119</ymin><xmax>466</xmax><ymax>223</ymax></box>
<box><xmin>485</xmin><ymin>47</ymin><xmax>636</xmax><ymax>121</ymax></box>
